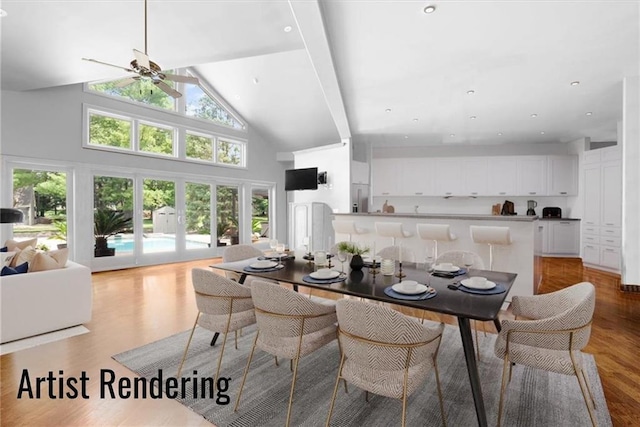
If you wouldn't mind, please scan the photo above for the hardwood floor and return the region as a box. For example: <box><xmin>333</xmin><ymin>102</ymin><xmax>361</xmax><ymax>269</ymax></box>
<box><xmin>1</xmin><ymin>257</ymin><xmax>638</xmax><ymax>426</ymax></box>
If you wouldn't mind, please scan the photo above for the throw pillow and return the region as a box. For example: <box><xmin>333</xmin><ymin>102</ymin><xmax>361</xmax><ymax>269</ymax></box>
<box><xmin>29</xmin><ymin>248</ymin><xmax>69</xmax><ymax>272</ymax></box>
<box><xmin>13</xmin><ymin>246</ymin><xmax>38</xmax><ymax>267</ymax></box>
<box><xmin>4</xmin><ymin>238</ymin><xmax>38</xmax><ymax>251</ymax></box>
<box><xmin>1</xmin><ymin>262</ymin><xmax>29</xmax><ymax>276</ymax></box>
<box><xmin>1</xmin><ymin>251</ymin><xmax>17</xmax><ymax>267</ymax></box>
<box><xmin>0</xmin><ymin>246</ymin><xmax>7</xmax><ymax>252</ymax></box>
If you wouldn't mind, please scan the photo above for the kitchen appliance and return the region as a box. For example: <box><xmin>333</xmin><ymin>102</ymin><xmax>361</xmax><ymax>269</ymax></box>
<box><xmin>352</xmin><ymin>183</ymin><xmax>370</xmax><ymax>213</ymax></box>
<box><xmin>526</xmin><ymin>200</ymin><xmax>537</xmax><ymax>216</ymax></box>
<box><xmin>542</xmin><ymin>207</ymin><xmax>562</xmax><ymax>218</ymax></box>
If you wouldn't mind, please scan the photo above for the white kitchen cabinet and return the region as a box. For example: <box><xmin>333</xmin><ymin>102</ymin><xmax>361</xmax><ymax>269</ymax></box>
<box><xmin>582</xmin><ymin>164</ymin><xmax>601</xmax><ymax>226</ymax></box>
<box><xmin>601</xmin><ymin>161</ymin><xmax>622</xmax><ymax>227</ymax></box>
<box><xmin>434</xmin><ymin>158</ymin><xmax>464</xmax><ymax>196</ymax></box>
<box><xmin>539</xmin><ymin>221</ymin><xmax>549</xmax><ymax>254</ymax></box>
<box><xmin>371</xmin><ymin>158</ymin><xmax>399</xmax><ymax>196</ymax></box>
<box><xmin>600</xmin><ymin>246</ymin><xmax>621</xmax><ymax>269</ymax></box>
<box><xmin>547</xmin><ymin>155</ymin><xmax>578</xmax><ymax>196</ymax></box>
<box><xmin>398</xmin><ymin>158</ymin><xmax>435</xmax><ymax>196</ymax></box>
<box><xmin>487</xmin><ymin>157</ymin><xmax>517</xmax><ymax>196</ymax></box>
<box><xmin>582</xmin><ymin>244</ymin><xmax>600</xmax><ymax>265</ymax></box>
<box><xmin>517</xmin><ymin>156</ymin><xmax>547</xmax><ymax>196</ymax></box>
<box><xmin>463</xmin><ymin>158</ymin><xmax>488</xmax><ymax>196</ymax></box>
<box><xmin>548</xmin><ymin>221</ymin><xmax>580</xmax><ymax>255</ymax></box>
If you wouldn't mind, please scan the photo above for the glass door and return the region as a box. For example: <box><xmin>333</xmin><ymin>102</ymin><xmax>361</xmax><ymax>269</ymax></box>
<box><xmin>216</xmin><ymin>185</ymin><xmax>239</xmax><ymax>248</ymax></box>
<box><xmin>185</xmin><ymin>181</ymin><xmax>214</xmax><ymax>251</ymax></box>
<box><xmin>251</xmin><ymin>186</ymin><xmax>271</xmax><ymax>245</ymax></box>
<box><xmin>141</xmin><ymin>178</ymin><xmax>177</xmax><ymax>254</ymax></box>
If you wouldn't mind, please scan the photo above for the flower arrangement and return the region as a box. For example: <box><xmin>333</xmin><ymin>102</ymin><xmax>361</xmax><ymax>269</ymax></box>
<box><xmin>336</xmin><ymin>241</ymin><xmax>369</xmax><ymax>256</ymax></box>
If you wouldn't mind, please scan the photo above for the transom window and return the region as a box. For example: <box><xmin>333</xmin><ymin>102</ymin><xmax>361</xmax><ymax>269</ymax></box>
<box><xmin>88</xmin><ymin>78</ymin><xmax>177</xmax><ymax>111</ymax></box>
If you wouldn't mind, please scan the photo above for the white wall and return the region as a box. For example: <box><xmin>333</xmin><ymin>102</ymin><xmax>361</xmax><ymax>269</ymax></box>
<box><xmin>292</xmin><ymin>140</ymin><xmax>351</xmax><ymax>212</ymax></box>
<box><xmin>622</xmin><ymin>76</ymin><xmax>640</xmax><ymax>286</ymax></box>
<box><xmin>373</xmin><ymin>142</ymin><xmax>571</xmax><ymax>159</ymax></box>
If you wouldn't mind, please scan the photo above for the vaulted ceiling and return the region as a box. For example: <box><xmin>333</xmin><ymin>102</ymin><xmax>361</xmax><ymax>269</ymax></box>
<box><xmin>1</xmin><ymin>0</ymin><xmax>638</xmax><ymax>151</ymax></box>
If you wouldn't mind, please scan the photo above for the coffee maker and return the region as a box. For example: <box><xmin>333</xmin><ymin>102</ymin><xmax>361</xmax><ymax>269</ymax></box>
<box><xmin>526</xmin><ymin>200</ymin><xmax>537</xmax><ymax>216</ymax></box>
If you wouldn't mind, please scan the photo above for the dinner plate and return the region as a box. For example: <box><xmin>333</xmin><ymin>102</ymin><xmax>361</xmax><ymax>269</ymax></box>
<box><xmin>460</xmin><ymin>278</ymin><xmax>496</xmax><ymax>290</ymax></box>
<box><xmin>250</xmin><ymin>260</ymin><xmax>278</xmax><ymax>269</ymax></box>
<box><xmin>310</xmin><ymin>269</ymin><xmax>341</xmax><ymax>280</ymax></box>
<box><xmin>432</xmin><ymin>264</ymin><xmax>460</xmax><ymax>273</ymax></box>
<box><xmin>392</xmin><ymin>282</ymin><xmax>429</xmax><ymax>295</ymax></box>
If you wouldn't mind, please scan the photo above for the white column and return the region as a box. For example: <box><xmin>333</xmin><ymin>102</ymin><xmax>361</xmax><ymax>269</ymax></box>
<box><xmin>622</xmin><ymin>76</ymin><xmax>640</xmax><ymax>287</ymax></box>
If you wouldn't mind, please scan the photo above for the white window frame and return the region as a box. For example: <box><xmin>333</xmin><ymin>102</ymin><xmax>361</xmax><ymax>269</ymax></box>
<box><xmin>86</xmin><ymin>109</ymin><xmax>134</xmax><ymax>152</ymax></box>
<box><xmin>216</xmin><ymin>137</ymin><xmax>247</xmax><ymax>168</ymax></box>
<box><xmin>185</xmin><ymin>130</ymin><xmax>215</xmax><ymax>162</ymax></box>
<box><xmin>137</xmin><ymin>120</ymin><xmax>177</xmax><ymax>158</ymax></box>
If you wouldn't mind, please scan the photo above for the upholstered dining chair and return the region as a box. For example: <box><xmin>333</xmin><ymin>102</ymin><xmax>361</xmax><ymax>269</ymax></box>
<box><xmin>234</xmin><ymin>280</ymin><xmax>338</xmax><ymax>427</ymax></box>
<box><xmin>221</xmin><ymin>244</ymin><xmax>279</xmax><ymax>287</ymax></box>
<box><xmin>377</xmin><ymin>245</ymin><xmax>416</xmax><ymax>263</ymax></box>
<box><xmin>177</xmin><ymin>268</ymin><xmax>256</xmax><ymax>383</ymax></box>
<box><xmin>494</xmin><ymin>282</ymin><xmax>597</xmax><ymax>427</ymax></box>
<box><xmin>327</xmin><ymin>299</ymin><xmax>446</xmax><ymax>427</ymax></box>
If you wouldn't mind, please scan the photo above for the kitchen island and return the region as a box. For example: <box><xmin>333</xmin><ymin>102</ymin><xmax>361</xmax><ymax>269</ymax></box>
<box><xmin>333</xmin><ymin>213</ymin><xmax>541</xmax><ymax>300</ymax></box>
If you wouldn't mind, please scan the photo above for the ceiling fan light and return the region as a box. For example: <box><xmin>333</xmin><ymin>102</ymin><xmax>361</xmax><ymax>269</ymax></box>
<box><xmin>423</xmin><ymin>5</ymin><xmax>436</xmax><ymax>14</ymax></box>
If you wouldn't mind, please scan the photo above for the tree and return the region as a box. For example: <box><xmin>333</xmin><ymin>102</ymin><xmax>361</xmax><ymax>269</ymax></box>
<box><xmin>13</xmin><ymin>169</ymin><xmax>67</xmax><ymax>217</ymax></box>
<box><xmin>94</xmin><ymin>176</ymin><xmax>134</xmax><ymax>211</ymax></box>
<box><xmin>89</xmin><ymin>79</ymin><xmax>175</xmax><ymax>110</ymax></box>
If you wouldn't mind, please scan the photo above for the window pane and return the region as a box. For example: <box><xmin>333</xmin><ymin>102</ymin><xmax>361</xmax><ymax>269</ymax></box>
<box><xmin>93</xmin><ymin>176</ymin><xmax>134</xmax><ymax>257</ymax></box>
<box><xmin>88</xmin><ymin>78</ymin><xmax>176</xmax><ymax>111</ymax></box>
<box><xmin>142</xmin><ymin>179</ymin><xmax>176</xmax><ymax>253</ymax></box>
<box><xmin>13</xmin><ymin>169</ymin><xmax>67</xmax><ymax>251</ymax></box>
<box><xmin>218</xmin><ymin>140</ymin><xmax>242</xmax><ymax>166</ymax></box>
<box><xmin>186</xmin><ymin>133</ymin><xmax>213</xmax><ymax>161</ymax></box>
<box><xmin>185</xmin><ymin>182</ymin><xmax>212</xmax><ymax>250</ymax></box>
<box><xmin>89</xmin><ymin>114</ymin><xmax>131</xmax><ymax>149</ymax></box>
<box><xmin>251</xmin><ymin>188</ymin><xmax>270</xmax><ymax>243</ymax></box>
<box><xmin>185</xmin><ymin>84</ymin><xmax>244</xmax><ymax>129</ymax></box>
<box><xmin>139</xmin><ymin>123</ymin><xmax>173</xmax><ymax>156</ymax></box>
<box><xmin>217</xmin><ymin>185</ymin><xmax>239</xmax><ymax>246</ymax></box>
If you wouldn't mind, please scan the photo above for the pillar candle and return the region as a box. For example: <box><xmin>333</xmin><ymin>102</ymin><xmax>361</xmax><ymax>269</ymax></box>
<box><xmin>398</xmin><ymin>242</ymin><xmax>402</xmax><ymax>263</ymax></box>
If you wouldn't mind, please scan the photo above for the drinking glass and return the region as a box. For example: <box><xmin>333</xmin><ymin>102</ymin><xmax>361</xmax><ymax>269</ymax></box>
<box><xmin>424</xmin><ymin>247</ymin><xmax>435</xmax><ymax>272</ymax></box>
<box><xmin>337</xmin><ymin>251</ymin><xmax>348</xmax><ymax>273</ymax></box>
<box><xmin>463</xmin><ymin>253</ymin><xmax>474</xmax><ymax>271</ymax></box>
<box><xmin>269</xmin><ymin>239</ymin><xmax>278</xmax><ymax>254</ymax></box>
<box><xmin>276</xmin><ymin>243</ymin><xmax>285</xmax><ymax>266</ymax></box>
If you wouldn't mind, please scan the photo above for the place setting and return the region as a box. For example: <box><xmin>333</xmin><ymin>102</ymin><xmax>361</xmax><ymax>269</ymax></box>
<box><xmin>449</xmin><ymin>276</ymin><xmax>507</xmax><ymax>295</ymax></box>
<box><xmin>243</xmin><ymin>260</ymin><xmax>285</xmax><ymax>273</ymax></box>
<box><xmin>429</xmin><ymin>262</ymin><xmax>468</xmax><ymax>278</ymax></box>
<box><xmin>302</xmin><ymin>268</ymin><xmax>346</xmax><ymax>284</ymax></box>
<box><xmin>383</xmin><ymin>280</ymin><xmax>437</xmax><ymax>301</ymax></box>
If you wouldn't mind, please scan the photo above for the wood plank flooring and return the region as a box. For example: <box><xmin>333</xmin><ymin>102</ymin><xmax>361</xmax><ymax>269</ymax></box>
<box><xmin>1</xmin><ymin>257</ymin><xmax>638</xmax><ymax>426</ymax></box>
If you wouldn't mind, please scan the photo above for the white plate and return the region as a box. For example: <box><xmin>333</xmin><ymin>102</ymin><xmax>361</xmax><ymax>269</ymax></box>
<box><xmin>392</xmin><ymin>282</ymin><xmax>429</xmax><ymax>295</ymax></box>
<box><xmin>460</xmin><ymin>278</ymin><xmax>496</xmax><ymax>290</ymax></box>
<box><xmin>310</xmin><ymin>269</ymin><xmax>340</xmax><ymax>280</ymax></box>
<box><xmin>433</xmin><ymin>264</ymin><xmax>460</xmax><ymax>273</ymax></box>
<box><xmin>250</xmin><ymin>260</ymin><xmax>278</xmax><ymax>269</ymax></box>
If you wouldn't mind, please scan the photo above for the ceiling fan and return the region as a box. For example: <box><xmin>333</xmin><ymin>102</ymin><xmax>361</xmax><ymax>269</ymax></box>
<box><xmin>82</xmin><ymin>0</ymin><xmax>198</xmax><ymax>98</ymax></box>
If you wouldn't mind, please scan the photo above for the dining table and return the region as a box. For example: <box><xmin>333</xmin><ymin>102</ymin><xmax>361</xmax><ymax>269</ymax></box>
<box><xmin>211</xmin><ymin>256</ymin><xmax>516</xmax><ymax>427</ymax></box>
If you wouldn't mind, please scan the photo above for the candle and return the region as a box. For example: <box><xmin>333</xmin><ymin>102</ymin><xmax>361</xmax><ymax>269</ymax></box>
<box><xmin>373</xmin><ymin>242</ymin><xmax>376</xmax><ymax>262</ymax></box>
<box><xmin>398</xmin><ymin>242</ymin><xmax>402</xmax><ymax>264</ymax></box>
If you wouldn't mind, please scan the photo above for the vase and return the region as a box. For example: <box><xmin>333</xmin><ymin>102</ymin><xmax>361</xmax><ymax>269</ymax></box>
<box><xmin>350</xmin><ymin>254</ymin><xmax>364</xmax><ymax>270</ymax></box>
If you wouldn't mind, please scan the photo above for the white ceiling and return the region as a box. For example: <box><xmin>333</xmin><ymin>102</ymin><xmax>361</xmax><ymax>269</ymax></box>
<box><xmin>1</xmin><ymin>0</ymin><xmax>638</xmax><ymax>151</ymax></box>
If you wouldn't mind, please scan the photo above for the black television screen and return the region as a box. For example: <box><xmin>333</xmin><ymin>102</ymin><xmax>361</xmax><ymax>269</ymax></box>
<box><xmin>285</xmin><ymin>167</ymin><xmax>318</xmax><ymax>191</ymax></box>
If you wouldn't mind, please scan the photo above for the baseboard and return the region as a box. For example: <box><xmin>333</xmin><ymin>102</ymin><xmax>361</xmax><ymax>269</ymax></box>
<box><xmin>620</xmin><ymin>284</ymin><xmax>640</xmax><ymax>293</ymax></box>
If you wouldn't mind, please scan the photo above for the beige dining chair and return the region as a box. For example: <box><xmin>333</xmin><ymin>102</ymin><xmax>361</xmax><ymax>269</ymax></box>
<box><xmin>327</xmin><ymin>299</ymin><xmax>446</xmax><ymax>427</ymax></box>
<box><xmin>177</xmin><ymin>268</ymin><xmax>256</xmax><ymax>383</ymax></box>
<box><xmin>377</xmin><ymin>245</ymin><xmax>416</xmax><ymax>263</ymax></box>
<box><xmin>234</xmin><ymin>280</ymin><xmax>338</xmax><ymax>427</ymax></box>
<box><xmin>221</xmin><ymin>244</ymin><xmax>278</xmax><ymax>286</ymax></box>
<box><xmin>494</xmin><ymin>282</ymin><xmax>597</xmax><ymax>427</ymax></box>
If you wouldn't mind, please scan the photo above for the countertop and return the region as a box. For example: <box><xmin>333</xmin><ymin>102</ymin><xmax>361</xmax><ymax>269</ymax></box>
<box><xmin>538</xmin><ymin>217</ymin><xmax>581</xmax><ymax>221</ymax></box>
<box><xmin>334</xmin><ymin>212</ymin><xmax>540</xmax><ymax>222</ymax></box>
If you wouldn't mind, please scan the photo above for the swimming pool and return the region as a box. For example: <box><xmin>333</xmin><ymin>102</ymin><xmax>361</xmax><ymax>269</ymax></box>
<box><xmin>108</xmin><ymin>236</ymin><xmax>209</xmax><ymax>253</ymax></box>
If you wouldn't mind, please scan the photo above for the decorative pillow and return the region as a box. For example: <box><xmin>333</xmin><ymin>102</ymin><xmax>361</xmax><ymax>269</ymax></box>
<box><xmin>0</xmin><ymin>246</ymin><xmax>7</xmax><ymax>252</ymax></box>
<box><xmin>4</xmin><ymin>238</ymin><xmax>38</xmax><ymax>251</ymax></box>
<box><xmin>1</xmin><ymin>262</ymin><xmax>29</xmax><ymax>276</ymax></box>
<box><xmin>1</xmin><ymin>251</ymin><xmax>17</xmax><ymax>267</ymax></box>
<box><xmin>29</xmin><ymin>248</ymin><xmax>69</xmax><ymax>272</ymax></box>
<box><xmin>12</xmin><ymin>246</ymin><xmax>38</xmax><ymax>267</ymax></box>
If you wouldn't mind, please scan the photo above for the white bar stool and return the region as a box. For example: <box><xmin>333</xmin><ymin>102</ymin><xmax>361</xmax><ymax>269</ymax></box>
<box><xmin>416</xmin><ymin>223</ymin><xmax>457</xmax><ymax>260</ymax></box>
<box><xmin>375</xmin><ymin>222</ymin><xmax>412</xmax><ymax>246</ymax></box>
<box><xmin>331</xmin><ymin>220</ymin><xmax>367</xmax><ymax>242</ymax></box>
<box><xmin>470</xmin><ymin>226</ymin><xmax>512</xmax><ymax>270</ymax></box>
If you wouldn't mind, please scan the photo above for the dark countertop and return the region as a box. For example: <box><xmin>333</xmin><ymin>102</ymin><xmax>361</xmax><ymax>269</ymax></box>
<box><xmin>538</xmin><ymin>217</ymin><xmax>581</xmax><ymax>221</ymax></box>
<box><xmin>334</xmin><ymin>212</ymin><xmax>539</xmax><ymax>222</ymax></box>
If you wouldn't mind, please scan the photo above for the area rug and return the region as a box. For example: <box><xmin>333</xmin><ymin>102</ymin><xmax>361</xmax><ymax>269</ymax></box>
<box><xmin>1</xmin><ymin>325</ymin><xmax>90</xmax><ymax>356</ymax></box>
<box><xmin>113</xmin><ymin>324</ymin><xmax>611</xmax><ymax>426</ymax></box>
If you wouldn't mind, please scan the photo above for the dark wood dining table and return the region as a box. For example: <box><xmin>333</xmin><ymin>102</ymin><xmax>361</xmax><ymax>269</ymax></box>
<box><xmin>211</xmin><ymin>257</ymin><xmax>516</xmax><ymax>427</ymax></box>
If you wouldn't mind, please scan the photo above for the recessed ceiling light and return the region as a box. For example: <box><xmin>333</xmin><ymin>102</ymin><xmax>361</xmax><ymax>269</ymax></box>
<box><xmin>467</xmin><ymin>90</ymin><xmax>475</xmax><ymax>95</ymax></box>
<box><xmin>570</xmin><ymin>81</ymin><xmax>580</xmax><ymax>86</ymax></box>
<box><xmin>470</xmin><ymin>115</ymin><xmax>477</xmax><ymax>120</ymax></box>
<box><xmin>404</xmin><ymin>136</ymin><xmax>409</xmax><ymax>139</ymax></box>
<box><xmin>252</xmin><ymin>77</ymin><xmax>259</xmax><ymax>84</ymax></box>
<box><xmin>385</xmin><ymin>108</ymin><xmax>392</xmax><ymax>113</ymax></box>
<box><xmin>450</xmin><ymin>133</ymin><xmax>455</xmax><ymax>137</ymax></box>
<box><xmin>0</xmin><ymin>9</ymin><xmax>7</xmax><ymax>17</ymax></box>
<box><xmin>531</xmin><ymin>113</ymin><xmax>538</xmax><ymax>118</ymax></box>
<box><xmin>540</xmin><ymin>131</ymin><xmax>545</xmax><ymax>135</ymax></box>
<box><xmin>284</xmin><ymin>26</ymin><xmax>292</xmax><ymax>33</ymax></box>
<box><xmin>497</xmin><ymin>132</ymin><xmax>503</xmax><ymax>136</ymax></box>
<box><xmin>586</xmin><ymin>111</ymin><xmax>593</xmax><ymax>116</ymax></box>
<box><xmin>423</xmin><ymin>5</ymin><xmax>436</xmax><ymax>14</ymax></box>
<box><xmin>413</xmin><ymin>118</ymin><xmax>419</xmax><ymax>122</ymax></box>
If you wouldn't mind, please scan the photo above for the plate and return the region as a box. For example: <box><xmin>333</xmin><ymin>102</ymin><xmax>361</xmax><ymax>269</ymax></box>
<box><xmin>392</xmin><ymin>282</ymin><xmax>429</xmax><ymax>295</ymax></box>
<box><xmin>310</xmin><ymin>269</ymin><xmax>340</xmax><ymax>280</ymax></box>
<box><xmin>433</xmin><ymin>264</ymin><xmax>460</xmax><ymax>273</ymax></box>
<box><xmin>460</xmin><ymin>278</ymin><xmax>496</xmax><ymax>290</ymax></box>
<box><xmin>250</xmin><ymin>260</ymin><xmax>278</xmax><ymax>269</ymax></box>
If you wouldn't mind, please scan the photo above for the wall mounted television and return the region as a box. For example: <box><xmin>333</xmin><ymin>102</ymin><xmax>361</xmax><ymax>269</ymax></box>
<box><xmin>285</xmin><ymin>167</ymin><xmax>318</xmax><ymax>191</ymax></box>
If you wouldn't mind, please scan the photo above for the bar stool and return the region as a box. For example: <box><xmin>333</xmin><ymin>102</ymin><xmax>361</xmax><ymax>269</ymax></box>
<box><xmin>416</xmin><ymin>223</ymin><xmax>457</xmax><ymax>260</ymax></box>
<box><xmin>332</xmin><ymin>220</ymin><xmax>367</xmax><ymax>242</ymax></box>
<box><xmin>469</xmin><ymin>226</ymin><xmax>512</xmax><ymax>270</ymax></box>
<box><xmin>375</xmin><ymin>222</ymin><xmax>412</xmax><ymax>246</ymax></box>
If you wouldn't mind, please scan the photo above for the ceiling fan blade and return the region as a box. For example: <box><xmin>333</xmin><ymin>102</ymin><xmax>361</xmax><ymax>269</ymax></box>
<box><xmin>82</xmin><ymin>58</ymin><xmax>134</xmax><ymax>73</ymax></box>
<box><xmin>115</xmin><ymin>77</ymin><xmax>140</xmax><ymax>88</ymax></box>
<box><xmin>162</xmin><ymin>74</ymin><xmax>200</xmax><ymax>85</ymax></box>
<box><xmin>154</xmin><ymin>81</ymin><xmax>182</xmax><ymax>98</ymax></box>
<box><xmin>133</xmin><ymin>49</ymin><xmax>151</xmax><ymax>70</ymax></box>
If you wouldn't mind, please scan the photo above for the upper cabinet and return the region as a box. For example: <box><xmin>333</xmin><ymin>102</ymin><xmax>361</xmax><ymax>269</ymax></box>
<box><xmin>434</xmin><ymin>158</ymin><xmax>464</xmax><ymax>196</ymax></box>
<box><xmin>547</xmin><ymin>155</ymin><xmax>578</xmax><ymax>196</ymax></box>
<box><xmin>399</xmin><ymin>158</ymin><xmax>435</xmax><ymax>196</ymax></box>
<box><xmin>463</xmin><ymin>158</ymin><xmax>488</xmax><ymax>196</ymax></box>
<box><xmin>371</xmin><ymin>158</ymin><xmax>399</xmax><ymax>196</ymax></box>
<box><xmin>517</xmin><ymin>156</ymin><xmax>547</xmax><ymax>196</ymax></box>
<box><xmin>487</xmin><ymin>157</ymin><xmax>518</xmax><ymax>196</ymax></box>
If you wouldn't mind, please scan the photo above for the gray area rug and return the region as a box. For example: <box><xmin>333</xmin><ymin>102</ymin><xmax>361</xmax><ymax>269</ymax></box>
<box><xmin>113</xmin><ymin>324</ymin><xmax>611</xmax><ymax>426</ymax></box>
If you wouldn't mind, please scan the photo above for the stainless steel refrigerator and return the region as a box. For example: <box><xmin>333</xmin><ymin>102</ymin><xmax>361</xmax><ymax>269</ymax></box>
<box><xmin>352</xmin><ymin>184</ymin><xmax>370</xmax><ymax>213</ymax></box>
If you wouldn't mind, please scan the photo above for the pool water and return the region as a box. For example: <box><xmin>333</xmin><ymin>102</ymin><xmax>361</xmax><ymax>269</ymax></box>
<box><xmin>108</xmin><ymin>237</ymin><xmax>209</xmax><ymax>253</ymax></box>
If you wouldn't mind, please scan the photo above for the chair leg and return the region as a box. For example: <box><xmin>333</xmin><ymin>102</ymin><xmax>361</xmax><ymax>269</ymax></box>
<box><xmin>497</xmin><ymin>355</ymin><xmax>511</xmax><ymax>427</ymax></box>
<box><xmin>286</xmin><ymin>356</ymin><xmax>302</xmax><ymax>427</ymax></box>
<box><xmin>433</xmin><ymin>356</ymin><xmax>447</xmax><ymax>427</ymax></box>
<box><xmin>234</xmin><ymin>330</ymin><xmax>238</xmax><ymax>350</ymax></box>
<box><xmin>575</xmin><ymin>368</ymin><xmax>598</xmax><ymax>426</ymax></box>
<box><xmin>473</xmin><ymin>320</ymin><xmax>481</xmax><ymax>361</ymax></box>
<box><xmin>365</xmin><ymin>390</ymin><xmax>369</xmax><ymax>402</ymax></box>
<box><xmin>176</xmin><ymin>313</ymin><xmax>199</xmax><ymax>378</ymax></box>
<box><xmin>233</xmin><ymin>331</ymin><xmax>259</xmax><ymax>412</ymax></box>
<box><xmin>580</xmin><ymin>368</ymin><xmax>596</xmax><ymax>409</ymax></box>
<box><xmin>275</xmin><ymin>356</ymin><xmax>279</xmax><ymax>367</ymax></box>
<box><xmin>214</xmin><ymin>330</ymin><xmax>229</xmax><ymax>385</ymax></box>
<box><xmin>290</xmin><ymin>359</ymin><xmax>293</xmax><ymax>372</ymax></box>
<box><xmin>326</xmin><ymin>353</ymin><xmax>346</xmax><ymax>427</ymax></box>
<box><xmin>401</xmin><ymin>366</ymin><xmax>409</xmax><ymax>427</ymax></box>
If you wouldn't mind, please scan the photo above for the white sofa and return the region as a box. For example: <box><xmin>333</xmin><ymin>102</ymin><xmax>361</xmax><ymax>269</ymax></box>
<box><xmin>0</xmin><ymin>261</ymin><xmax>93</xmax><ymax>344</ymax></box>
